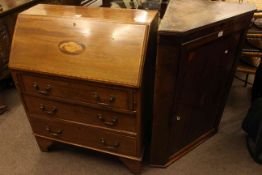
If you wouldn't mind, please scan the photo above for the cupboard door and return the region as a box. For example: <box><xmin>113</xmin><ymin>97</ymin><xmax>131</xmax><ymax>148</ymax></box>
<box><xmin>168</xmin><ymin>33</ymin><xmax>241</xmax><ymax>155</ymax></box>
<box><xmin>168</xmin><ymin>102</ymin><xmax>192</xmax><ymax>154</ymax></box>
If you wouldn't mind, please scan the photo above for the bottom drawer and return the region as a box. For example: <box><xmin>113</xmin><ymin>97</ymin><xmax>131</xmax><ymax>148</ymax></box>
<box><xmin>30</xmin><ymin>117</ymin><xmax>137</xmax><ymax>156</ymax></box>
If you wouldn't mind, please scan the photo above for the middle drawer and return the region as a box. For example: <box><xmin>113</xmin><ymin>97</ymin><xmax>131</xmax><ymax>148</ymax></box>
<box><xmin>23</xmin><ymin>95</ymin><xmax>136</xmax><ymax>133</ymax></box>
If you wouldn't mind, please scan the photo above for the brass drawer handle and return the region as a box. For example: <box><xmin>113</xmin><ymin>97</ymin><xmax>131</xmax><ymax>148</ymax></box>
<box><xmin>97</xmin><ymin>114</ymin><xmax>118</xmax><ymax>126</ymax></box>
<box><xmin>92</xmin><ymin>92</ymin><xmax>116</xmax><ymax>107</ymax></box>
<box><xmin>45</xmin><ymin>126</ymin><xmax>63</xmax><ymax>136</ymax></box>
<box><xmin>32</xmin><ymin>82</ymin><xmax>52</xmax><ymax>96</ymax></box>
<box><xmin>100</xmin><ymin>138</ymin><xmax>120</xmax><ymax>150</ymax></box>
<box><xmin>40</xmin><ymin>104</ymin><xmax>57</xmax><ymax>115</ymax></box>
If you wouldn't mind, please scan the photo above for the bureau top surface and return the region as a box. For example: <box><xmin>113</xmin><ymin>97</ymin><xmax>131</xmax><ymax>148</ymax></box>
<box><xmin>9</xmin><ymin>5</ymin><xmax>157</xmax><ymax>88</ymax></box>
<box><xmin>159</xmin><ymin>0</ymin><xmax>256</xmax><ymax>35</ymax></box>
<box><xmin>20</xmin><ymin>4</ymin><xmax>158</xmax><ymax>24</ymax></box>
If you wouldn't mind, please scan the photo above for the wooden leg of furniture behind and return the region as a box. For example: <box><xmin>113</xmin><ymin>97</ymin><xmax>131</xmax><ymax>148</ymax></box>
<box><xmin>0</xmin><ymin>95</ymin><xmax>7</xmax><ymax>115</ymax></box>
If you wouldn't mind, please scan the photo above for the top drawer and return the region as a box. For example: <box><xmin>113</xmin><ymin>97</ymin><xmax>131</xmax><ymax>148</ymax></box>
<box><xmin>20</xmin><ymin>74</ymin><xmax>134</xmax><ymax>111</ymax></box>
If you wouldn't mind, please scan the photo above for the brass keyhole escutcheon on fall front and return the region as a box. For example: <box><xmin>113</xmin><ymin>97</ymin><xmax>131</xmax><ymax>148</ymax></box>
<box><xmin>58</xmin><ymin>41</ymin><xmax>85</xmax><ymax>55</ymax></box>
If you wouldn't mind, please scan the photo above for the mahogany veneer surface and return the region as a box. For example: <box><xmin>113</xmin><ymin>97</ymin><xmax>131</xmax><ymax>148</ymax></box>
<box><xmin>21</xmin><ymin>4</ymin><xmax>157</xmax><ymax>24</ymax></box>
<box><xmin>9</xmin><ymin>5</ymin><xmax>158</xmax><ymax>174</ymax></box>
<box><xmin>9</xmin><ymin>5</ymin><xmax>157</xmax><ymax>87</ymax></box>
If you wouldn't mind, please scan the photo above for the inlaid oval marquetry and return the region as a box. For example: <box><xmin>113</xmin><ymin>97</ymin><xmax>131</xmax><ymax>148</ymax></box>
<box><xmin>58</xmin><ymin>41</ymin><xmax>85</xmax><ymax>55</ymax></box>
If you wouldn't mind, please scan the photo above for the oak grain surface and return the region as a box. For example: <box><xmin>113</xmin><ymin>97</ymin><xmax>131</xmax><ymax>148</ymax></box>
<box><xmin>159</xmin><ymin>0</ymin><xmax>256</xmax><ymax>34</ymax></box>
<box><xmin>225</xmin><ymin>0</ymin><xmax>262</xmax><ymax>10</ymax></box>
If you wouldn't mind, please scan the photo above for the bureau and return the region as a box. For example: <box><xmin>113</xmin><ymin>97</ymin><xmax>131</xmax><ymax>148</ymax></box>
<box><xmin>9</xmin><ymin>5</ymin><xmax>158</xmax><ymax>174</ymax></box>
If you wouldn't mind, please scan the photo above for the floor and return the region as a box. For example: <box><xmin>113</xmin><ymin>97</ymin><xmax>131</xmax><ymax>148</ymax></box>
<box><xmin>0</xmin><ymin>76</ymin><xmax>262</xmax><ymax>175</ymax></box>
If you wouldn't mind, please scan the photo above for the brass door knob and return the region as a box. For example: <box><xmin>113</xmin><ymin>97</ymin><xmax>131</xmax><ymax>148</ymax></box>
<box><xmin>176</xmin><ymin>115</ymin><xmax>182</xmax><ymax>121</ymax></box>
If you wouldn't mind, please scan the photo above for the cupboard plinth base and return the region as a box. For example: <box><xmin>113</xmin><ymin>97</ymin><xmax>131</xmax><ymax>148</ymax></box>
<box><xmin>150</xmin><ymin>128</ymin><xmax>217</xmax><ymax>168</ymax></box>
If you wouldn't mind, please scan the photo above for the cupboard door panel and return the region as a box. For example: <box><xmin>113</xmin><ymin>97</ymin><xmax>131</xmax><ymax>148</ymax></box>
<box><xmin>168</xmin><ymin>33</ymin><xmax>241</xmax><ymax>155</ymax></box>
<box><xmin>168</xmin><ymin>102</ymin><xmax>192</xmax><ymax>155</ymax></box>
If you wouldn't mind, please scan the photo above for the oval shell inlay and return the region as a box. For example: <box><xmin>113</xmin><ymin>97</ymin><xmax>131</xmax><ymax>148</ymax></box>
<box><xmin>58</xmin><ymin>41</ymin><xmax>85</xmax><ymax>55</ymax></box>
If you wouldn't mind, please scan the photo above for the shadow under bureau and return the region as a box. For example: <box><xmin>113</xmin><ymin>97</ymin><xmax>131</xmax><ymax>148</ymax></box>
<box><xmin>9</xmin><ymin>5</ymin><xmax>158</xmax><ymax>174</ymax></box>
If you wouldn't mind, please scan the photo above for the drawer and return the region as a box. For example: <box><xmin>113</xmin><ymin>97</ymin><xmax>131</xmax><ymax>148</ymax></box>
<box><xmin>23</xmin><ymin>95</ymin><xmax>136</xmax><ymax>133</ymax></box>
<box><xmin>21</xmin><ymin>74</ymin><xmax>133</xmax><ymax>110</ymax></box>
<box><xmin>30</xmin><ymin>116</ymin><xmax>137</xmax><ymax>156</ymax></box>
